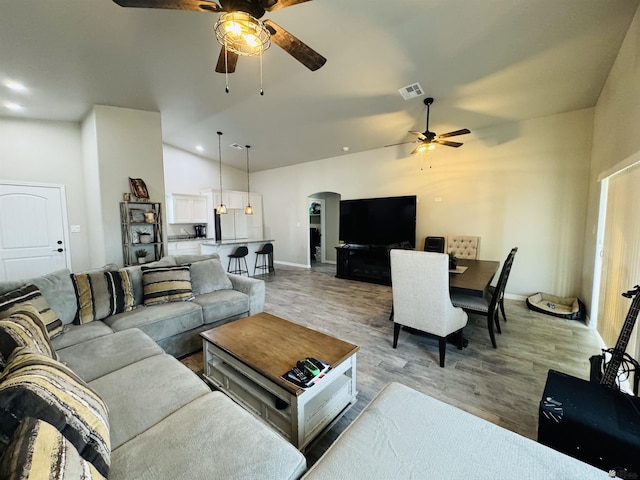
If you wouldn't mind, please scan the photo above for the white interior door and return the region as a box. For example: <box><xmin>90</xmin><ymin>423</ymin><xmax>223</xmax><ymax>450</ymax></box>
<box><xmin>0</xmin><ymin>183</ymin><xmax>70</xmax><ymax>281</ymax></box>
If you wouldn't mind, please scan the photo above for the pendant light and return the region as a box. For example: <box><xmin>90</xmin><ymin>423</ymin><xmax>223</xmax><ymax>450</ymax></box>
<box><xmin>245</xmin><ymin>145</ymin><xmax>253</xmax><ymax>215</ymax></box>
<box><xmin>216</xmin><ymin>131</ymin><xmax>227</xmax><ymax>214</ymax></box>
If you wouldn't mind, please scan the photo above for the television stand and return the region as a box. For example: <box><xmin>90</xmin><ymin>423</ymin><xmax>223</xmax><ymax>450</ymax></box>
<box><xmin>335</xmin><ymin>244</ymin><xmax>396</xmax><ymax>285</ymax></box>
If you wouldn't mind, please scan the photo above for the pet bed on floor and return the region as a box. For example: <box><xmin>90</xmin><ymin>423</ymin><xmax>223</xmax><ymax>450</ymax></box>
<box><xmin>526</xmin><ymin>292</ymin><xmax>585</xmax><ymax>320</ymax></box>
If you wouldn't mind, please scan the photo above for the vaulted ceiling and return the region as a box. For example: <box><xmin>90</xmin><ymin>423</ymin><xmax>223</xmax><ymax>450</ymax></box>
<box><xmin>1</xmin><ymin>0</ymin><xmax>638</xmax><ymax>171</ymax></box>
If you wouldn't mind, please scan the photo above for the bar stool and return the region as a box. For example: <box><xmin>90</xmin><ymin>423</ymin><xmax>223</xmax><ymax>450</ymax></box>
<box><xmin>254</xmin><ymin>243</ymin><xmax>275</xmax><ymax>276</ymax></box>
<box><xmin>227</xmin><ymin>246</ymin><xmax>249</xmax><ymax>276</ymax></box>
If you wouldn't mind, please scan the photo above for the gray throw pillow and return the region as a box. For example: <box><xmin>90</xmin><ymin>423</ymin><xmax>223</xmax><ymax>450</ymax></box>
<box><xmin>189</xmin><ymin>259</ymin><xmax>233</xmax><ymax>295</ymax></box>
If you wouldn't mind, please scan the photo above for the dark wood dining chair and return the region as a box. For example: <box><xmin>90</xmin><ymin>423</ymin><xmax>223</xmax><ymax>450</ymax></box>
<box><xmin>450</xmin><ymin>247</ymin><xmax>517</xmax><ymax>348</ymax></box>
<box><xmin>487</xmin><ymin>247</ymin><xmax>518</xmax><ymax>327</ymax></box>
<box><xmin>424</xmin><ymin>236</ymin><xmax>446</xmax><ymax>253</ymax></box>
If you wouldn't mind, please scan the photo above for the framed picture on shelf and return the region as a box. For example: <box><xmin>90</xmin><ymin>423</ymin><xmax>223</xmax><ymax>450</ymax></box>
<box><xmin>129</xmin><ymin>208</ymin><xmax>146</xmax><ymax>223</ymax></box>
<box><xmin>129</xmin><ymin>177</ymin><xmax>150</xmax><ymax>200</ymax></box>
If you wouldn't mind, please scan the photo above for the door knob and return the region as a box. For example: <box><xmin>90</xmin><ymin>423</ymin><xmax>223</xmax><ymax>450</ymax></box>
<box><xmin>53</xmin><ymin>248</ymin><xmax>64</xmax><ymax>253</ymax></box>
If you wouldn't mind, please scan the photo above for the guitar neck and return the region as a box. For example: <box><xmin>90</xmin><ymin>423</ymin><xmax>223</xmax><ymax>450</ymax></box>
<box><xmin>600</xmin><ymin>287</ymin><xmax>640</xmax><ymax>388</ymax></box>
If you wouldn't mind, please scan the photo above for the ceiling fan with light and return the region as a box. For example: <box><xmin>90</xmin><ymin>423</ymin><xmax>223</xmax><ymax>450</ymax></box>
<box><xmin>112</xmin><ymin>0</ymin><xmax>326</xmax><ymax>74</ymax></box>
<box><xmin>385</xmin><ymin>97</ymin><xmax>470</xmax><ymax>154</ymax></box>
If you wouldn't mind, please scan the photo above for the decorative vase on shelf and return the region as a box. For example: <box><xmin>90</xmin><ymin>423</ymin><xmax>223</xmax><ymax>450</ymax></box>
<box><xmin>135</xmin><ymin>249</ymin><xmax>148</xmax><ymax>264</ymax></box>
<box><xmin>138</xmin><ymin>232</ymin><xmax>152</xmax><ymax>244</ymax></box>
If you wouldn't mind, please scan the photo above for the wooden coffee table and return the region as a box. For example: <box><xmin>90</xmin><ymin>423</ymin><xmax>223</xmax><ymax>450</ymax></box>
<box><xmin>200</xmin><ymin>312</ymin><xmax>359</xmax><ymax>450</ymax></box>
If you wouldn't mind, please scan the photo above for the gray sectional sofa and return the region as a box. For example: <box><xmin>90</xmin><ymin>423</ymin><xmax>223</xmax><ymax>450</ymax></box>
<box><xmin>0</xmin><ymin>254</ymin><xmax>264</xmax><ymax>358</ymax></box>
<box><xmin>0</xmin><ymin>254</ymin><xmax>307</xmax><ymax>479</ymax></box>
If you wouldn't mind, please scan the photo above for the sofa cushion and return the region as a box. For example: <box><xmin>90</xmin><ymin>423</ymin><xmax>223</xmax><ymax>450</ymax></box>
<box><xmin>190</xmin><ymin>258</ymin><xmax>233</xmax><ymax>295</ymax></box>
<box><xmin>50</xmin><ymin>321</ymin><xmax>115</xmax><ymax>351</ymax></box>
<box><xmin>0</xmin><ymin>416</ymin><xmax>105</xmax><ymax>480</ymax></box>
<box><xmin>193</xmin><ymin>289</ymin><xmax>250</xmax><ymax>325</ymax></box>
<box><xmin>26</xmin><ymin>269</ymin><xmax>78</xmax><ymax>326</ymax></box>
<box><xmin>0</xmin><ymin>305</ymin><xmax>56</xmax><ymax>369</ymax></box>
<box><xmin>103</xmin><ymin>301</ymin><xmax>203</xmax><ymax>342</ymax></box>
<box><xmin>123</xmin><ymin>257</ymin><xmax>178</xmax><ymax>306</ymax></box>
<box><xmin>0</xmin><ymin>284</ymin><xmax>63</xmax><ymax>338</ymax></box>
<box><xmin>88</xmin><ymin>354</ymin><xmax>210</xmax><ymax>449</ymax></box>
<box><xmin>0</xmin><ymin>348</ymin><xmax>110</xmax><ymax>477</ymax></box>
<box><xmin>56</xmin><ymin>328</ymin><xmax>164</xmax><ymax>383</ymax></box>
<box><xmin>142</xmin><ymin>265</ymin><xmax>194</xmax><ymax>305</ymax></box>
<box><xmin>71</xmin><ymin>270</ymin><xmax>135</xmax><ymax>324</ymax></box>
<box><xmin>174</xmin><ymin>253</ymin><xmax>219</xmax><ymax>265</ymax></box>
<box><xmin>109</xmin><ymin>392</ymin><xmax>307</xmax><ymax>480</ymax></box>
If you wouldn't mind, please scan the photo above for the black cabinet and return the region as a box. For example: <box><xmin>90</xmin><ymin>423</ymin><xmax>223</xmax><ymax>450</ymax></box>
<box><xmin>335</xmin><ymin>245</ymin><xmax>394</xmax><ymax>285</ymax></box>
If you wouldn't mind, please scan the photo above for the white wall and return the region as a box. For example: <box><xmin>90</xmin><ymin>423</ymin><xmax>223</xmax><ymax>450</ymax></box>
<box><xmin>253</xmin><ymin>109</ymin><xmax>594</xmax><ymax>297</ymax></box>
<box><xmin>83</xmin><ymin>106</ymin><xmax>165</xmax><ymax>266</ymax></box>
<box><xmin>581</xmin><ymin>4</ymin><xmax>640</xmax><ymax>311</ymax></box>
<box><xmin>0</xmin><ymin>117</ymin><xmax>91</xmax><ymax>271</ymax></box>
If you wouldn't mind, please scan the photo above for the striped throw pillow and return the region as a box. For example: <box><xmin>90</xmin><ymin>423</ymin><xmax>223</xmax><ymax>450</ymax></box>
<box><xmin>0</xmin><ymin>284</ymin><xmax>63</xmax><ymax>338</ymax></box>
<box><xmin>0</xmin><ymin>348</ymin><xmax>111</xmax><ymax>478</ymax></box>
<box><xmin>71</xmin><ymin>270</ymin><xmax>134</xmax><ymax>325</ymax></box>
<box><xmin>142</xmin><ymin>265</ymin><xmax>195</xmax><ymax>306</ymax></box>
<box><xmin>0</xmin><ymin>305</ymin><xmax>56</xmax><ymax>369</ymax></box>
<box><xmin>0</xmin><ymin>417</ymin><xmax>105</xmax><ymax>480</ymax></box>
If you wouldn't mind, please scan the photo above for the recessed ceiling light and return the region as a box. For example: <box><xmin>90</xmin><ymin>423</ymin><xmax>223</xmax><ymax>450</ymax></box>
<box><xmin>4</xmin><ymin>80</ymin><xmax>27</xmax><ymax>92</ymax></box>
<box><xmin>195</xmin><ymin>145</ymin><xmax>204</xmax><ymax>152</ymax></box>
<box><xmin>4</xmin><ymin>102</ymin><xmax>23</xmax><ymax>111</ymax></box>
<box><xmin>342</xmin><ymin>146</ymin><xmax>350</xmax><ymax>152</ymax></box>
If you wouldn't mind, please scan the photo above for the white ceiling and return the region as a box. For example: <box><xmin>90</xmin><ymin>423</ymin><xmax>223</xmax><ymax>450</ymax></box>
<box><xmin>1</xmin><ymin>0</ymin><xmax>638</xmax><ymax>171</ymax></box>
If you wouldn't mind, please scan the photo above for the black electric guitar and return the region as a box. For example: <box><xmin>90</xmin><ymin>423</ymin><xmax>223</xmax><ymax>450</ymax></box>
<box><xmin>599</xmin><ymin>285</ymin><xmax>640</xmax><ymax>389</ymax></box>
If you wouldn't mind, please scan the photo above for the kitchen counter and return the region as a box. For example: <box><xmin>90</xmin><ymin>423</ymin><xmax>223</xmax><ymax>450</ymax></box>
<box><xmin>200</xmin><ymin>239</ymin><xmax>274</xmax><ymax>246</ymax></box>
<box><xmin>167</xmin><ymin>237</ymin><xmax>214</xmax><ymax>242</ymax></box>
<box><xmin>200</xmin><ymin>240</ymin><xmax>274</xmax><ymax>276</ymax></box>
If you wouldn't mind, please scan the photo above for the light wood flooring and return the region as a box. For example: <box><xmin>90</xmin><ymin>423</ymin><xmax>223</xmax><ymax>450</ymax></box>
<box><xmin>182</xmin><ymin>262</ymin><xmax>603</xmax><ymax>466</ymax></box>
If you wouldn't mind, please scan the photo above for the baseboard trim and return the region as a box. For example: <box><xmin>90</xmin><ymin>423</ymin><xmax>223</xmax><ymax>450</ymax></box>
<box><xmin>274</xmin><ymin>261</ymin><xmax>309</xmax><ymax>269</ymax></box>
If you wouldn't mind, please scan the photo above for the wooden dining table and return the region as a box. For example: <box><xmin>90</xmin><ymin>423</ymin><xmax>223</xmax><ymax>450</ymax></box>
<box><xmin>449</xmin><ymin>258</ymin><xmax>500</xmax><ymax>297</ymax></box>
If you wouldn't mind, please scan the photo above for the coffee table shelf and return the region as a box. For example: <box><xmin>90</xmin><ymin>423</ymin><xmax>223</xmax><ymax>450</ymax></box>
<box><xmin>203</xmin><ymin>340</ymin><xmax>357</xmax><ymax>450</ymax></box>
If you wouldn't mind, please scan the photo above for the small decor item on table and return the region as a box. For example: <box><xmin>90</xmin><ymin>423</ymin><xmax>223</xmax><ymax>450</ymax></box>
<box><xmin>448</xmin><ymin>252</ymin><xmax>458</xmax><ymax>270</ymax></box>
<box><xmin>123</xmin><ymin>193</ymin><xmax>131</xmax><ymax>202</ymax></box>
<box><xmin>144</xmin><ymin>211</ymin><xmax>155</xmax><ymax>223</ymax></box>
<box><xmin>129</xmin><ymin>177</ymin><xmax>149</xmax><ymax>200</ymax></box>
<box><xmin>135</xmin><ymin>249</ymin><xmax>148</xmax><ymax>264</ymax></box>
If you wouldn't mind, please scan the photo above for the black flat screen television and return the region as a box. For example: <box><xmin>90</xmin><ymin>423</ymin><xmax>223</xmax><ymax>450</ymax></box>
<box><xmin>339</xmin><ymin>195</ymin><xmax>416</xmax><ymax>247</ymax></box>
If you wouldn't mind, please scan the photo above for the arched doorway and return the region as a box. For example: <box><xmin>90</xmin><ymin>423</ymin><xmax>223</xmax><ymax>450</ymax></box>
<box><xmin>307</xmin><ymin>192</ymin><xmax>340</xmax><ymax>266</ymax></box>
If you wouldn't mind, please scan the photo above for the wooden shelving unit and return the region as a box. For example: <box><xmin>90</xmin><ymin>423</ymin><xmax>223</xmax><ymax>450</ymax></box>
<box><xmin>120</xmin><ymin>202</ymin><xmax>164</xmax><ymax>266</ymax></box>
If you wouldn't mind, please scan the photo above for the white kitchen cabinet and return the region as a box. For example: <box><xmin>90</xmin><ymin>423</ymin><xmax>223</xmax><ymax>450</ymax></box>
<box><xmin>220</xmin><ymin>211</ymin><xmax>248</xmax><ymax>240</ymax></box>
<box><xmin>168</xmin><ymin>240</ymin><xmax>202</xmax><ymax>255</ymax></box>
<box><xmin>167</xmin><ymin>194</ymin><xmax>208</xmax><ymax>224</ymax></box>
<box><xmin>213</xmin><ymin>190</ymin><xmax>247</xmax><ymax>211</ymax></box>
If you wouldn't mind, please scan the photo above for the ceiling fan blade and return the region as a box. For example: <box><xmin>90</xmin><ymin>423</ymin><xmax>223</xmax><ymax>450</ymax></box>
<box><xmin>265</xmin><ymin>0</ymin><xmax>311</xmax><ymax>12</ymax></box>
<box><xmin>434</xmin><ymin>139</ymin><xmax>463</xmax><ymax>148</ymax></box>
<box><xmin>215</xmin><ymin>46</ymin><xmax>239</xmax><ymax>73</ymax></box>
<box><xmin>384</xmin><ymin>141</ymin><xmax>416</xmax><ymax>148</ymax></box>
<box><xmin>437</xmin><ymin>128</ymin><xmax>470</xmax><ymax>139</ymax></box>
<box><xmin>408</xmin><ymin>131</ymin><xmax>427</xmax><ymax>141</ymax></box>
<box><xmin>263</xmin><ymin>19</ymin><xmax>326</xmax><ymax>71</ymax></box>
<box><xmin>112</xmin><ymin>0</ymin><xmax>222</xmax><ymax>12</ymax></box>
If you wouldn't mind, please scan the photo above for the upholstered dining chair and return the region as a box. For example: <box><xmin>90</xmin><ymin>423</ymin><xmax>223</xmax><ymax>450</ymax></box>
<box><xmin>390</xmin><ymin>250</ymin><xmax>468</xmax><ymax>367</ymax></box>
<box><xmin>446</xmin><ymin>235</ymin><xmax>480</xmax><ymax>259</ymax></box>
<box><xmin>450</xmin><ymin>247</ymin><xmax>517</xmax><ymax>348</ymax></box>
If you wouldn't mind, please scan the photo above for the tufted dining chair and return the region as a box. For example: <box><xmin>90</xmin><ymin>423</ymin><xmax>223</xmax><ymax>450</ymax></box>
<box><xmin>446</xmin><ymin>235</ymin><xmax>480</xmax><ymax>259</ymax></box>
<box><xmin>390</xmin><ymin>250</ymin><xmax>468</xmax><ymax>367</ymax></box>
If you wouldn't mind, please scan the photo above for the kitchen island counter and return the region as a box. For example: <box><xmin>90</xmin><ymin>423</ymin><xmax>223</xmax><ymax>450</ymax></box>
<box><xmin>200</xmin><ymin>240</ymin><xmax>274</xmax><ymax>275</ymax></box>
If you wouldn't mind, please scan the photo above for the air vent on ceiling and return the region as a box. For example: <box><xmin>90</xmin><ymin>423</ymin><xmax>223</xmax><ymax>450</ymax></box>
<box><xmin>398</xmin><ymin>82</ymin><xmax>424</xmax><ymax>100</ymax></box>
<box><xmin>229</xmin><ymin>143</ymin><xmax>245</xmax><ymax>150</ymax></box>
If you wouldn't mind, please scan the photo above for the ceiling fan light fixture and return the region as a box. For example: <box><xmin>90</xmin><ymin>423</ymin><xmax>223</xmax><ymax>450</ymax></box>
<box><xmin>215</xmin><ymin>12</ymin><xmax>271</xmax><ymax>57</ymax></box>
